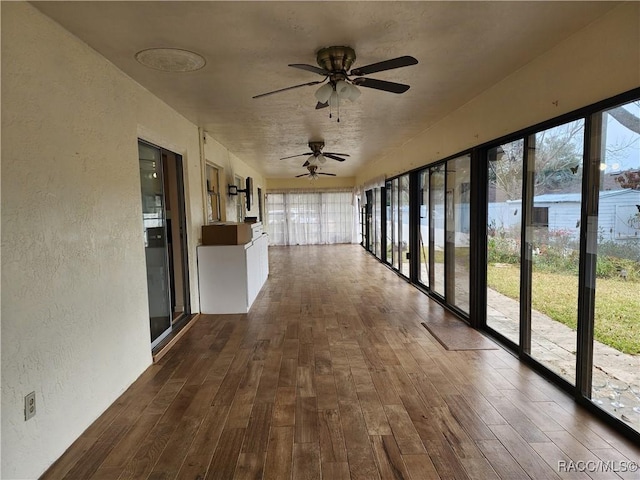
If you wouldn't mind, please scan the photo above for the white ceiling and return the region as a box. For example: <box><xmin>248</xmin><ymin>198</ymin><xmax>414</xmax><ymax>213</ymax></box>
<box><xmin>33</xmin><ymin>1</ymin><xmax>618</xmax><ymax>179</ymax></box>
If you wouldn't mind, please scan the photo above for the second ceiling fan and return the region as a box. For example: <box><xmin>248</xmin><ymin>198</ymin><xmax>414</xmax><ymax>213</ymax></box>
<box><xmin>281</xmin><ymin>141</ymin><xmax>349</xmax><ymax>167</ymax></box>
<box><xmin>296</xmin><ymin>164</ymin><xmax>336</xmax><ymax>179</ymax></box>
<box><xmin>253</xmin><ymin>46</ymin><xmax>418</xmax><ymax>110</ymax></box>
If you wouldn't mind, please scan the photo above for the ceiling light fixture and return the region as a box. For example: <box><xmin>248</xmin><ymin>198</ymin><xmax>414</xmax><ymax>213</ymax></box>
<box><xmin>314</xmin><ymin>83</ymin><xmax>333</xmax><ymax>104</ymax></box>
<box><xmin>134</xmin><ymin>48</ymin><xmax>206</xmax><ymax>72</ymax></box>
<box><xmin>306</xmin><ymin>154</ymin><xmax>327</xmax><ymax>166</ymax></box>
<box><xmin>314</xmin><ymin>79</ymin><xmax>361</xmax><ymax>122</ymax></box>
<box><xmin>335</xmin><ymin>80</ymin><xmax>361</xmax><ymax>102</ymax></box>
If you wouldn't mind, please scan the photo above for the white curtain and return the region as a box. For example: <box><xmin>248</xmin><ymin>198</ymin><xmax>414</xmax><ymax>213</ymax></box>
<box><xmin>266</xmin><ymin>190</ymin><xmax>358</xmax><ymax>245</ymax></box>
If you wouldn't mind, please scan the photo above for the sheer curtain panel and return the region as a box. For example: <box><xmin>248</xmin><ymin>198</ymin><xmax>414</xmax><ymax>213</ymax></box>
<box><xmin>267</xmin><ymin>190</ymin><xmax>358</xmax><ymax>245</ymax></box>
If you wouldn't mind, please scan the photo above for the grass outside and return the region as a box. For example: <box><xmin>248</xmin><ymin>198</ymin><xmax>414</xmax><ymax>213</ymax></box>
<box><xmin>488</xmin><ymin>264</ymin><xmax>640</xmax><ymax>355</ymax></box>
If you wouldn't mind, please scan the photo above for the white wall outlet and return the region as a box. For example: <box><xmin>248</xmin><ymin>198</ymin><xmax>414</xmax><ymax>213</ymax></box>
<box><xmin>25</xmin><ymin>392</ymin><xmax>36</xmax><ymax>421</ymax></box>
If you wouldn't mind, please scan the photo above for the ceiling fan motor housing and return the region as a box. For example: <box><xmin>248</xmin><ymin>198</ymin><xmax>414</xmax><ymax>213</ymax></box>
<box><xmin>316</xmin><ymin>46</ymin><xmax>356</xmax><ymax>73</ymax></box>
<box><xmin>308</xmin><ymin>141</ymin><xmax>325</xmax><ymax>155</ymax></box>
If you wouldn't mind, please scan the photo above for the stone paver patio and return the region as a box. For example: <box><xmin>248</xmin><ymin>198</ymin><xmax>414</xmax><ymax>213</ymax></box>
<box><xmin>487</xmin><ymin>288</ymin><xmax>640</xmax><ymax>428</ymax></box>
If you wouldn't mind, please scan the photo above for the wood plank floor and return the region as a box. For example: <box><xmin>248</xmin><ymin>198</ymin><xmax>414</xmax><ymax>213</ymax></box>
<box><xmin>42</xmin><ymin>245</ymin><xmax>639</xmax><ymax>480</ymax></box>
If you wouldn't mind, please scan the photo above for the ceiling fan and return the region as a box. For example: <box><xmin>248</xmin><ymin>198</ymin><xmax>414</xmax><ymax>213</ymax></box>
<box><xmin>253</xmin><ymin>46</ymin><xmax>418</xmax><ymax>111</ymax></box>
<box><xmin>281</xmin><ymin>141</ymin><xmax>349</xmax><ymax>167</ymax></box>
<box><xmin>295</xmin><ymin>164</ymin><xmax>336</xmax><ymax>179</ymax></box>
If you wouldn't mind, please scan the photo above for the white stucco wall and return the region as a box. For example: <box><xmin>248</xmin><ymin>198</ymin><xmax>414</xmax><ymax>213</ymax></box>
<box><xmin>0</xmin><ymin>3</ymin><xmax>205</xmax><ymax>479</ymax></box>
<box><xmin>356</xmin><ymin>2</ymin><xmax>640</xmax><ymax>184</ymax></box>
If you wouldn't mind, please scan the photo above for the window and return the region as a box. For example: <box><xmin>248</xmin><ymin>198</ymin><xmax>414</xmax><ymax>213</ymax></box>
<box><xmin>532</xmin><ymin>206</ymin><xmax>549</xmax><ymax>227</ymax></box>
<box><xmin>205</xmin><ymin>163</ymin><xmax>221</xmax><ymax>223</ymax></box>
<box><xmin>257</xmin><ymin>187</ymin><xmax>263</xmax><ymax>222</ymax></box>
<box><xmin>266</xmin><ymin>190</ymin><xmax>357</xmax><ymax>246</ymax></box>
<box><xmin>235</xmin><ymin>175</ymin><xmax>245</xmax><ymax>222</ymax></box>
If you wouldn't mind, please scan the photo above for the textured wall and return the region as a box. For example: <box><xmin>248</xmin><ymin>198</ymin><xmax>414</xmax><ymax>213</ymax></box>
<box><xmin>1</xmin><ymin>3</ymin><xmax>201</xmax><ymax>479</ymax></box>
<box><xmin>356</xmin><ymin>2</ymin><xmax>640</xmax><ymax>184</ymax></box>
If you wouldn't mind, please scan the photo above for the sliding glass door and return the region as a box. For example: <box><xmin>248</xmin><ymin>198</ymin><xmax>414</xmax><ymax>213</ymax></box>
<box><xmin>447</xmin><ymin>155</ymin><xmax>471</xmax><ymax>311</ymax></box>
<box><xmin>486</xmin><ymin>122</ymin><xmax>586</xmax><ymax>384</ymax></box>
<box><xmin>486</xmin><ymin>140</ymin><xmax>523</xmax><ymax>345</ymax></box>
<box><xmin>385</xmin><ymin>175</ymin><xmax>411</xmax><ymax>276</ymax></box>
<box><xmin>431</xmin><ymin>167</ymin><xmax>446</xmax><ymax>297</ymax></box>
<box><xmin>389</xmin><ymin>179</ymin><xmax>398</xmax><ymax>266</ymax></box>
<box><xmin>399</xmin><ymin>175</ymin><xmax>410</xmax><ymax>276</ymax></box>
<box><xmin>526</xmin><ymin>120</ymin><xmax>584</xmax><ymax>384</ymax></box>
<box><xmin>482</xmin><ymin>94</ymin><xmax>639</xmax><ymax>437</ymax></box>
<box><xmin>590</xmin><ymin>100</ymin><xmax>640</xmax><ymax>430</ymax></box>
<box><xmin>418</xmin><ymin>170</ymin><xmax>429</xmax><ymax>287</ymax></box>
<box><xmin>139</xmin><ymin>142</ymin><xmax>172</xmax><ymax>346</ymax></box>
<box><xmin>138</xmin><ymin>140</ymin><xmax>190</xmax><ymax>349</ymax></box>
<box><xmin>373</xmin><ymin>188</ymin><xmax>382</xmax><ymax>258</ymax></box>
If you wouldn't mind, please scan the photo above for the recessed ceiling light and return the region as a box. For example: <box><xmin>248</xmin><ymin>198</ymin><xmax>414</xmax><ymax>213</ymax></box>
<box><xmin>134</xmin><ymin>48</ymin><xmax>206</xmax><ymax>72</ymax></box>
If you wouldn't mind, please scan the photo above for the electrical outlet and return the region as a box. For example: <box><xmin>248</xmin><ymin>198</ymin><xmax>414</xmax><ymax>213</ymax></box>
<box><xmin>25</xmin><ymin>392</ymin><xmax>36</xmax><ymax>421</ymax></box>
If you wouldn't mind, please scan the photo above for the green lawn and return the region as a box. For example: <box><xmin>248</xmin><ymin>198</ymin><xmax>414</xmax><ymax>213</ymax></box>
<box><xmin>488</xmin><ymin>264</ymin><xmax>640</xmax><ymax>355</ymax></box>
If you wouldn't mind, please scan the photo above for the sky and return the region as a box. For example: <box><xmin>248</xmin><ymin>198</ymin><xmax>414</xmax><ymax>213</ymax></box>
<box><xmin>604</xmin><ymin>102</ymin><xmax>640</xmax><ymax>173</ymax></box>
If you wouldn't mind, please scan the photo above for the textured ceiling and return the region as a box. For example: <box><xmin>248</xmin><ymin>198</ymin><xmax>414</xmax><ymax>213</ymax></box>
<box><xmin>33</xmin><ymin>1</ymin><xmax>618</xmax><ymax>179</ymax></box>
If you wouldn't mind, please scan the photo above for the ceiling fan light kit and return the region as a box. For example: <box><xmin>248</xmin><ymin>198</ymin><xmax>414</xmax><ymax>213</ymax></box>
<box><xmin>335</xmin><ymin>80</ymin><xmax>361</xmax><ymax>102</ymax></box>
<box><xmin>313</xmin><ymin>77</ymin><xmax>361</xmax><ymax>111</ymax></box>
<box><xmin>314</xmin><ymin>83</ymin><xmax>333</xmax><ymax>103</ymax></box>
<box><xmin>306</xmin><ymin>154</ymin><xmax>326</xmax><ymax>166</ymax></box>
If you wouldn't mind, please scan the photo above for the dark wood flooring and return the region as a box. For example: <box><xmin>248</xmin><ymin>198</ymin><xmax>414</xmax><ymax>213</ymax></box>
<box><xmin>41</xmin><ymin>245</ymin><xmax>639</xmax><ymax>479</ymax></box>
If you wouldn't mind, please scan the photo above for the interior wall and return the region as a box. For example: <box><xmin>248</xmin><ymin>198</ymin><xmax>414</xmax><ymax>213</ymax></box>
<box><xmin>1</xmin><ymin>3</ymin><xmax>202</xmax><ymax>479</ymax></box>
<box><xmin>356</xmin><ymin>2</ymin><xmax>640</xmax><ymax>185</ymax></box>
<box><xmin>201</xmin><ymin>132</ymin><xmax>266</xmax><ymax>227</ymax></box>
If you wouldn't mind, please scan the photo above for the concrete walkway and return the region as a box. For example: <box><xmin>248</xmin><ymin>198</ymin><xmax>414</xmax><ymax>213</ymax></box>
<box><xmin>487</xmin><ymin>288</ymin><xmax>640</xmax><ymax>426</ymax></box>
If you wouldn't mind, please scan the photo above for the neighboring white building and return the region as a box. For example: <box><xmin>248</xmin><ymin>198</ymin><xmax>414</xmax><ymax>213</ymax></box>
<box><xmin>488</xmin><ymin>189</ymin><xmax>640</xmax><ymax>241</ymax></box>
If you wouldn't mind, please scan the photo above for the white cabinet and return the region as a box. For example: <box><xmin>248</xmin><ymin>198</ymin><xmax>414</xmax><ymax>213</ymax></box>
<box><xmin>254</xmin><ymin>233</ymin><xmax>269</xmax><ymax>283</ymax></box>
<box><xmin>197</xmin><ymin>234</ymin><xmax>269</xmax><ymax>314</ymax></box>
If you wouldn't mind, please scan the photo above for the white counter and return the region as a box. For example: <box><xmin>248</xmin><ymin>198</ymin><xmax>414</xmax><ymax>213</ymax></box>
<box><xmin>197</xmin><ymin>233</ymin><xmax>269</xmax><ymax>314</ymax></box>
